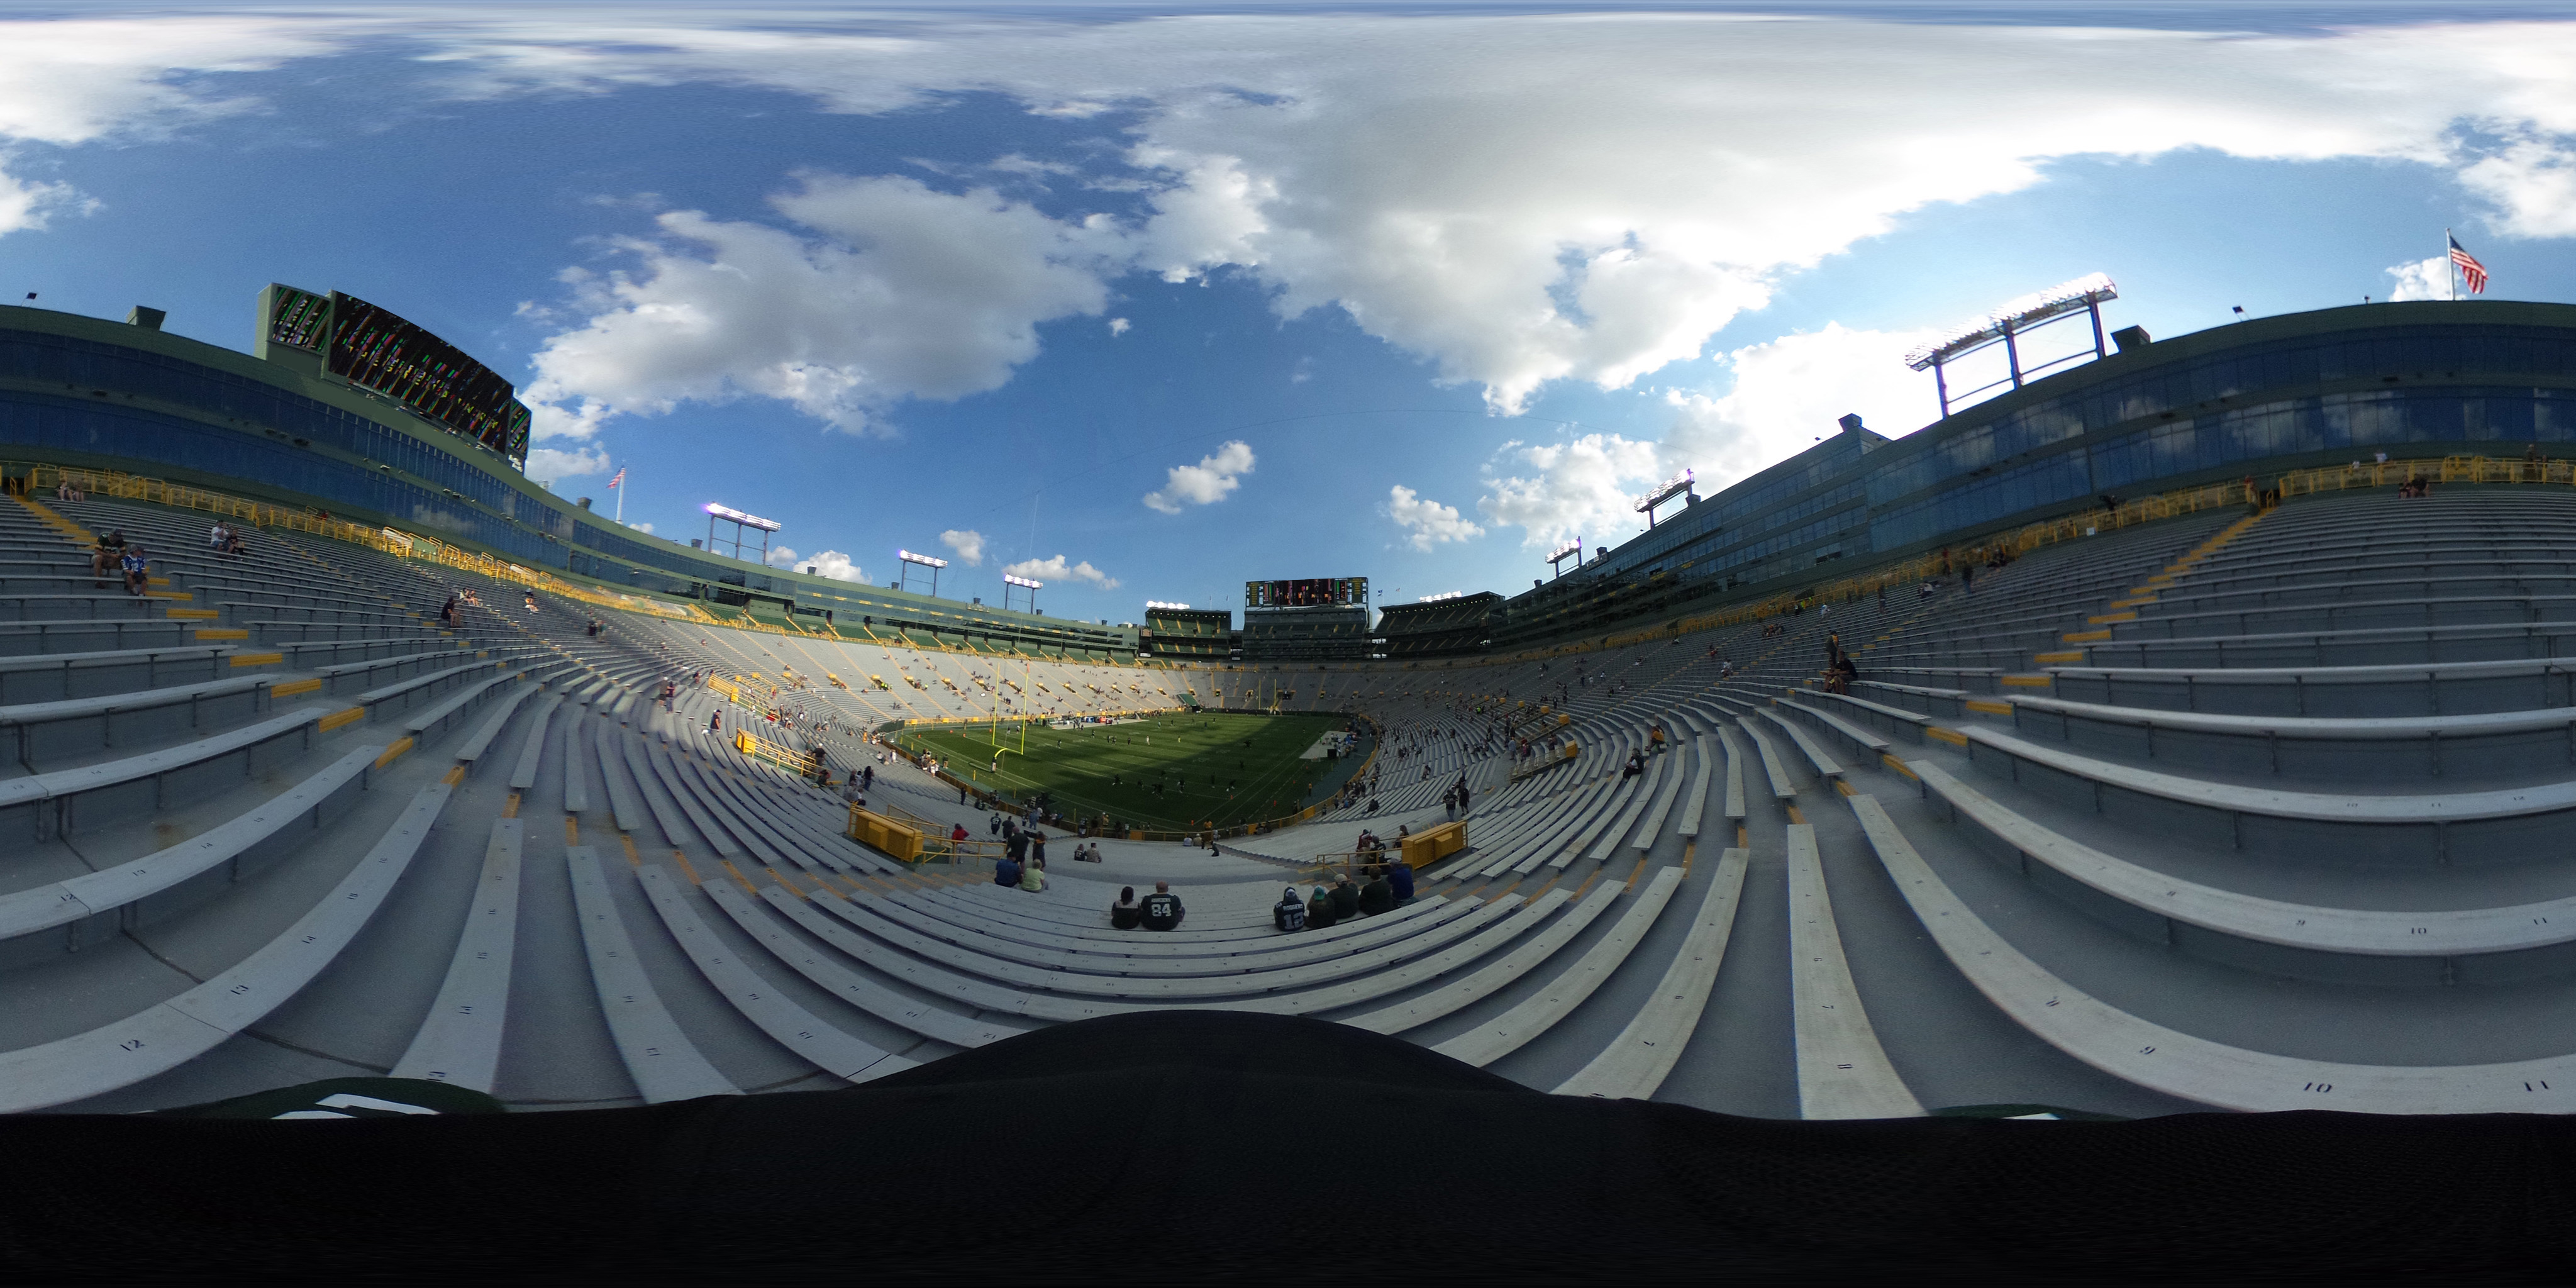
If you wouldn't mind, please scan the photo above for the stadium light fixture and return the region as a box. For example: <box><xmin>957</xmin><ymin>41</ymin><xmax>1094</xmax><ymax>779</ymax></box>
<box><xmin>702</xmin><ymin>502</ymin><xmax>781</xmax><ymax>532</ymax></box>
<box><xmin>1545</xmin><ymin>537</ymin><xmax>1583</xmax><ymax>580</ymax></box>
<box><xmin>895</xmin><ymin>548</ymin><xmax>947</xmax><ymax>597</ymax></box>
<box><xmin>1002</xmin><ymin>572</ymin><xmax>1041</xmax><ymax>614</ymax></box>
<box><xmin>1903</xmin><ymin>272</ymin><xmax>2119</xmax><ymax>418</ymax></box>
<box><xmin>702</xmin><ymin>502</ymin><xmax>781</xmax><ymax>564</ymax></box>
<box><xmin>1633</xmin><ymin>469</ymin><xmax>1696</xmax><ymax>528</ymax></box>
<box><xmin>1418</xmin><ymin>590</ymin><xmax>1465</xmax><ymax>602</ymax></box>
<box><xmin>1144</xmin><ymin>600</ymin><xmax>1191</xmax><ymax>610</ymax></box>
<box><xmin>1002</xmin><ymin>574</ymin><xmax>1043</xmax><ymax>589</ymax></box>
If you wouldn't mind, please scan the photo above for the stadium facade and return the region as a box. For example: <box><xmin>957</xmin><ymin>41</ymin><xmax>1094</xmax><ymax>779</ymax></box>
<box><xmin>0</xmin><ymin>296</ymin><xmax>1133</xmax><ymax>662</ymax></box>
<box><xmin>3</xmin><ymin>296</ymin><xmax>2573</xmax><ymax>654</ymax></box>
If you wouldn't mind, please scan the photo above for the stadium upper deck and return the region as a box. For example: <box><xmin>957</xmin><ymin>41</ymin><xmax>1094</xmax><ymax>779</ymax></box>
<box><xmin>9</xmin><ymin>297</ymin><xmax>2576</xmax><ymax>662</ymax></box>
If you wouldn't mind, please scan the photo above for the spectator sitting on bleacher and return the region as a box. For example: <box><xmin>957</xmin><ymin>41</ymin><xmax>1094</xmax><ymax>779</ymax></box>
<box><xmin>119</xmin><ymin>545</ymin><xmax>148</xmax><ymax>597</ymax></box>
<box><xmin>1389</xmin><ymin>857</ymin><xmax>1415</xmax><ymax>904</ymax></box>
<box><xmin>1140</xmin><ymin>882</ymin><xmax>1185</xmax><ymax>931</ymax></box>
<box><xmin>1622</xmin><ymin>751</ymin><xmax>1645</xmax><ymax>781</ymax></box>
<box><xmin>1110</xmin><ymin>887</ymin><xmax>1143</xmax><ymax>930</ymax></box>
<box><xmin>1274</xmin><ymin>887</ymin><xmax>1307</xmax><ymax>931</ymax></box>
<box><xmin>1328</xmin><ymin>875</ymin><xmax>1361</xmax><ymax>923</ymax></box>
<box><xmin>994</xmin><ymin>853</ymin><xmax>1023</xmax><ymax>888</ymax></box>
<box><xmin>89</xmin><ymin>529</ymin><xmax>124</xmax><ymax>584</ymax></box>
<box><xmin>1306</xmin><ymin>884</ymin><xmax>1339</xmax><ymax>930</ymax></box>
<box><xmin>1358</xmin><ymin>870</ymin><xmax>1395</xmax><ymax>916</ymax></box>
<box><xmin>1019</xmin><ymin>859</ymin><xmax>1046</xmax><ymax>893</ymax></box>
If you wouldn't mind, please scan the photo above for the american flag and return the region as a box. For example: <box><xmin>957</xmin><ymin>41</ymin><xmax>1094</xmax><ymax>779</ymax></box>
<box><xmin>2450</xmin><ymin>234</ymin><xmax>2489</xmax><ymax>294</ymax></box>
<box><xmin>606</xmin><ymin>467</ymin><xmax>626</xmax><ymax>489</ymax></box>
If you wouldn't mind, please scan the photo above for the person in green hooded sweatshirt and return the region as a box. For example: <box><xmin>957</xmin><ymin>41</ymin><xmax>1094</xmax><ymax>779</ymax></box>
<box><xmin>1306</xmin><ymin>883</ymin><xmax>1339</xmax><ymax>930</ymax></box>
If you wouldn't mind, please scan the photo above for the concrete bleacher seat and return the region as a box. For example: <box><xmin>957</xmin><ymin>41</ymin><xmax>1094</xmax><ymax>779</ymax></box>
<box><xmin>35</xmin><ymin>475</ymin><xmax>2576</xmax><ymax>1132</ymax></box>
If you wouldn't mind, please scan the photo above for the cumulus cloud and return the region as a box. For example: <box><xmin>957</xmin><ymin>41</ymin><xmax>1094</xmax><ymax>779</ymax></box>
<box><xmin>1477</xmin><ymin>433</ymin><xmax>1663</xmax><ymax>552</ymax></box>
<box><xmin>767</xmin><ymin>546</ymin><xmax>865</xmax><ymax>582</ymax></box>
<box><xmin>1474</xmin><ymin>323</ymin><xmax>1941</xmax><ymax>548</ymax></box>
<box><xmin>624</xmin><ymin>520</ymin><xmax>655</xmax><ymax>534</ymax></box>
<box><xmin>522</xmin><ymin>172</ymin><xmax>1121</xmax><ymax>438</ymax></box>
<box><xmin>2460</xmin><ymin>138</ymin><xmax>2576</xmax><ymax>238</ymax></box>
<box><xmin>1143</xmin><ymin>439</ymin><xmax>1254</xmax><ymax>513</ymax></box>
<box><xmin>1385</xmin><ymin>484</ymin><xmax>1485</xmax><ymax>551</ymax></box>
<box><xmin>2386</xmin><ymin>255</ymin><xmax>2457</xmax><ymax>301</ymax></box>
<box><xmin>1108</xmin><ymin>317</ymin><xmax>1130</xmax><ymax>336</ymax></box>
<box><xmin>374</xmin><ymin>11</ymin><xmax>2576</xmax><ymax>420</ymax></box>
<box><xmin>1662</xmin><ymin>324</ymin><xmax>1942</xmax><ymax>484</ymax></box>
<box><xmin>26</xmin><ymin>13</ymin><xmax>2576</xmax><ymax>418</ymax></box>
<box><xmin>1004</xmin><ymin>553</ymin><xmax>1120</xmax><ymax>589</ymax></box>
<box><xmin>939</xmin><ymin>528</ymin><xmax>986</xmax><ymax>565</ymax></box>
<box><xmin>0</xmin><ymin>15</ymin><xmax>348</xmax><ymax>237</ymax></box>
<box><xmin>526</xmin><ymin>443</ymin><xmax>611</xmax><ymax>483</ymax></box>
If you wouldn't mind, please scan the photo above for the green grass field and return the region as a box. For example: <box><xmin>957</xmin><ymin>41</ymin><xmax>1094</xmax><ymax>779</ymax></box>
<box><xmin>900</xmin><ymin>713</ymin><xmax>1348</xmax><ymax>830</ymax></box>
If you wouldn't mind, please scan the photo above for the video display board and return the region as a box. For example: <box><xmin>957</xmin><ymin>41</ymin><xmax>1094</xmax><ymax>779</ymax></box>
<box><xmin>1244</xmin><ymin>577</ymin><xmax>1367</xmax><ymax>608</ymax></box>
<box><xmin>321</xmin><ymin>292</ymin><xmax>531</xmax><ymax>467</ymax></box>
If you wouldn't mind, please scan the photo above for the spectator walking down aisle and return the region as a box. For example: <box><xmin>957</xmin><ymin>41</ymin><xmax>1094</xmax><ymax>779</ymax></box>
<box><xmin>1140</xmin><ymin>882</ymin><xmax>1185</xmax><ymax>931</ymax></box>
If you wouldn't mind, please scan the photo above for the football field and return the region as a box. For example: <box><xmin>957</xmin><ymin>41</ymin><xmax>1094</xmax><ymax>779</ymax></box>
<box><xmin>900</xmin><ymin>712</ymin><xmax>1347</xmax><ymax>830</ymax></box>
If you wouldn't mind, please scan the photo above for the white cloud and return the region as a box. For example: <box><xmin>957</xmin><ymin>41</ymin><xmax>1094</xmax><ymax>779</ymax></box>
<box><xmin>1385</xmin><ymin>484</ymin><xmax>1485</xmax><ymax>551</ymax></box>
<box><xmin>624</xmin><ymin>520</ymin><xmax>655</xmax><ymax>534</ymax></box>
<box><xmin>768</xmin><ymin>545</ymin><xmax>865</xmax><ymax>582</ymax></box>
<box><xmin>522</xmin><ymin>172</ymin><xmax>1121</xmax><ymax>438</ymax></box>
<box><xmin>1663</xmin><ymin>323</ymin><xmax>1943</xmax><ymax>484</ymax></box>
<box><xmin>1003</xmin><ymin>553</ymin><xmax>1120</xmax><ymax>589</ymax></box>
<box><xmin>1477</xmin><ymin>433</ymin><xmax>1662</xmax><ymax>552</ymax></box>
<box><xmin>2386</xmin><ymin>255</ymin><xmax>2455</xmax><ymax>301</ymax></box>
<box><xmin>23</xmin><ymin>14</ymin><xmax>2576</xmax><ymax>415</ymax></box>
<box><xmin>1108</xmin><ymin>316</ymin><xmax>1131</xmax><ymax>336</ymax></box>
<box><xmin>1472</xmin><ymin>323</ymin><xmax>1943</xmax><ymax>548</ymax></box>
<box><xmin>1143</xmin><ymin>439</ymin><xmax>1254</xmax><ymax>513</ymax></box>
<box><xmin>385</xmin><ymin>12</ymin><xmax>2576</xmax><ymax>417</ymax></box>
<box><xmin>2460</xmin><ymin>138</ymin><xmax>2576</xmax><ymax>238</ymax></box>
<box><xmin>525</xmin><ymin>443</ymin><xmax>610</xmax><ymax>483</ymax></box>
<box><xmin>0</xmin><ymin>16</ymin><xmax>349</xmax><ymax>238</ymax></box>
<box><xmin>939</xmin><ymin>528</ymin><xmax>986</xmax><ymax>565</ymax></box>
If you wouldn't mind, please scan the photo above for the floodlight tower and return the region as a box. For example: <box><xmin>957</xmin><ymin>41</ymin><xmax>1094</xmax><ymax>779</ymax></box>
<box><xmin>703</xmin><ymin>503</ymin><xmax>781</xmax><ymax>562</ymax></box>
<box><xmin>1546</xmin><ymin>538</ymin><xmax>1582</xmax><ymax>580</ymax></box>
<box><xmin>1905</xmin><ymin>272</ymin><xmax>2118</xmax><ymax>418</ymax></box>
<box><xmin>1003</xmin><ymin>573</ymin><xmax>1042</xmax><ymax>614</ymax></box>
<box><xmin>1635</xmin><ymin>470</ymin><xmax>1696</xmax><ymax>528</ymax></box>
<box><xmin>896</xmin><ymin>549</ymin><xmax>947</xmax><ymax>596</ymax></box>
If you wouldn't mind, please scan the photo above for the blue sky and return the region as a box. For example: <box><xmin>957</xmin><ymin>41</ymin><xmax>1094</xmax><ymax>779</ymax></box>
<box><xmin>6</xmin><ymin>4</ymin><xmax>2576</xmax><ymax>622</ymax></box>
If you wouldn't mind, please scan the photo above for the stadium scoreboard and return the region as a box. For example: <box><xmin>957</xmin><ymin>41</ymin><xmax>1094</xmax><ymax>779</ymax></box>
<box><xmin>1245</xmin><ymin>577</ymin><xmax>1367</xmax><ymax>608</ymax></box>
<box><xmin>261</xmin><ymin>284</ymin><xmax>533</xmax><ymax>468</ymax></box>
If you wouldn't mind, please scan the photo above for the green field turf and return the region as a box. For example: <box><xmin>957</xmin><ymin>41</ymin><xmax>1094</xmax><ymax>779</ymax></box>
<box><xmin>900</xmin><ymin>713</ymin><xmax>1348</xmax><ymax>830</ymax></box>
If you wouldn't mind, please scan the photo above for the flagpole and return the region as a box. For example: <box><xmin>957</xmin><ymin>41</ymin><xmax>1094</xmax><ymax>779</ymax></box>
<box><xmin>2447</xmin><ymin>228</ymin><xmax>2457</xmax><ymax>302</ymax></box>
<box><xmin>614</xmin><ymin>469</ymin><xmax>625</xmax><ymax>523</ymax></box>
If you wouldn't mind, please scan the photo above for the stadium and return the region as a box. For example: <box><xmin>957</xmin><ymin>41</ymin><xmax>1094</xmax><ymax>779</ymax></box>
<box><xmin>9</xmin><ymin>282</ymin><xmax>2576</xmax><ymax>1274</ymax></box>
